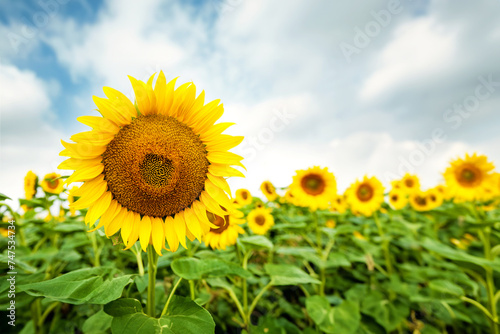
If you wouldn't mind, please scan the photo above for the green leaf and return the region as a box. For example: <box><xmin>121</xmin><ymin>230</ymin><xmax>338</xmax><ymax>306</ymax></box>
<box><xmin>428</xmin><ymin>280</ymin><xmax>464</xmax><ymax>297</ymax></box>
<box><xmin>104</xmin><ymin>298</ymin><xmax>143</xmax><ymax>317</ymax></box>
<box><xmin>306</xmin><ymin>295</ymin><xmax>330</xmax><ymax>325</ymax></box>
<box><xmin>361</xmin><ymin>291</ymin><xmax>408</xmax><ymax>332</ymax></box>
<box><xmin>320</xmin><ymin>300</ymin><xmax>361</xmax><ymax>334</ymax></box>
<box><xmin>0</xmin><ymin>193</ymin><xmax>11</xmax><ymax>201</ymax></box>
<box><xmin>52</xmin><ymin>222</ymin><xmax>85</xmax><ymax>233</ymax></box>
<box><xmin>239</xmin><ymin>235</ymin><xmax>274</xmax><ymax>250</ymax></box>
<box><xmin>265</xmin><ymin>264</ymin><xmax>320</xmax><ymax>286</ymax></box>
<box><xmin>19</xmin><ymin>267</ymin><xmax>132</xmax><ymax>305</ymax></box>
<box><xmin>82</xmin><ymin>309</ymin><xmax>113</xmax><ymax>334</ymax></box>
<box><xmin>171</xmin><ymin>258</ymin><xmax>251</xmax><ymax>280</ymax></box>
<box><xmin>110</xmin><ymin>296</ymin><xmax>215</xmax><ymax>334</ymax></box>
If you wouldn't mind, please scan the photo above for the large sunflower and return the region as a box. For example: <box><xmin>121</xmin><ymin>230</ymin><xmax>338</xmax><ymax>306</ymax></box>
<box><xmin>204</xmin><ymin>208</ymin><xmax>245</xmax><ymax>250</ymax></box>
<box><xmin>24</xmin><ymin>171</ymin><xmax>37</xmax><ymax>200</ymax></box>
<box><xmin>41</xmin><ymin>172</ymin><xmax>64</xmax><ymax>195</ymax></box>
<box><xmin>290</xmin><ymin>166</ymin><xmax>337</xmax><ymax>210</ymax></box>
<box><xmin>235</xmin><ymin>189</ymin><xmax>252</xmax><ymax>206</ymax></box>
<box><xmin>247</xmin><ymin>207</ymin><xmax>274</xmax><ymax>235</ymax></box>
<box><xmin>260</xmin><ymin>181</ymin><xmax>278</xmax><ymax>201</ymax></box>
<box><xmin>346</xmin><ymin>176</ymin><xmax>384</xmax><ymax>217</ymax></box>
<box><xmin>59</xmin><ymin>72</ymin><xmax>244</xmax><ymax>255</ymax></box>
<box><xmin>444</xmin><ymin>153</ymin><xmax>495</xmax><ymax>202</ymax></box>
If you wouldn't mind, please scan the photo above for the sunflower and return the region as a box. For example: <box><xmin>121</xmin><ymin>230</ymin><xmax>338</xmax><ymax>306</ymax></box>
<box><xmin>409</xmin><ymin>191</ymin><xmax>430</xmax><ymax>212</ymax></box>
<box><xmin>0</xmin><ymin>228</ymin><xmax>9</xmax><ymax>238</ymax></box>
<box><xmin>290</xmin><ymin>166</ymin><xmax>337</xmax><ymax>210</ymax></box>
<box><xmin>325</xmin><ymin>219</ymin><xmax>336</xmax><ymax>228</ymax></box>
<box><xmin>346</xmin><ymin>176</ymin><xmax>384</xmax><ymax>217</ymax></box>
<box><xmin>426</xmin><ymin>187</ymin><xmax>443</xmax><ymax>210</ymax></box>
<box><xmin>260</xmin><ymin>181</ymin><xmax>278</xmax><ymax>201</ymax></box>
<box><xmin>59</xmin><ymin>72</ymin><xmax>244</xmax><ymax>255</ymax></box>
<box><xmin>330</xmin><ymin>194</ymin><xmax>347</xmax><ymax>214</ymax></box>
<box><xmin>41</xmin><ymin>172</ymin><xmax>64</xmax><ymax>195</ymax></box>
<box><xmin>235</xmin><ymin>188</ymin><xmax>252</xmax><ymax>206</ymax></box>
<box><xmin>435</xmin><ymin>184</ymin><xmax>452</xmax><ymax>201</ymax></box>
<box><xmin>24</xmin><ymin>171</ymin><xmax>37</xmax><ymax>199</ymax></box>
<box><xmin>444</xmin><ymin>153</ymin><xmax>495</xmax><ymax>202</ymax></box>
<box><xmin>400</xmin><ymin>174</ymin><xmax>420</xmax><ymax>194</ymax></box>
<box><xmin>388</xmin><ymin>189</ymin><xmax>407</xmax><ymax>210</ymax></box>
<box><xmin>247</xmin><ymin>207</ymin><xmax>274</xmax><ymax>235</ymax></box>
<box><xmin>281</xmin><ymin>190</ymin><xmax>299</xmax><ymax>206</ymax></box>
<box><xmin>204</xmin><ymin>208</ymin><xmax>245</xmax><ymax>250</ymax></box>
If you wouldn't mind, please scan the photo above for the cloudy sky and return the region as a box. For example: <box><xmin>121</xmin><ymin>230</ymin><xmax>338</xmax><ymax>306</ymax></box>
<box><xmin>1</xmin><ymin>0</ymin><xmax>500</xmax><ymax>205</ymax></box>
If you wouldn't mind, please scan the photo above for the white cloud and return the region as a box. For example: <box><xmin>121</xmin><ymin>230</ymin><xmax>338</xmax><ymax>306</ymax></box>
<box><xmin>0</xmin><ymin>64</ymin><xmax>65</xmax><ymax>206</ymax></box>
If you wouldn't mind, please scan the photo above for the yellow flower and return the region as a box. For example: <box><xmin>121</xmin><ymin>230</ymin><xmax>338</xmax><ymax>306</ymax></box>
<box><xmin>0</xmin><ymin>228</ymin><xmax>10</xmax><ymax>237</ymax></box>
<box><xmin>330</xmin><ymin>194</ymin><xmax>347</xmax><ymax>214</ymax></box>
<box><xmin>435</xmin><ymin>184</ymin><xmax>452</xmax><ymax>201</ymax></box>
<box><xmin>204</xmin><ymin>209</ymin><xmax>245</xmax><ymax>250</ymax></box>
<box><xmin>353</xmin><ymin>231</ymin><xmax>366</xmax><ymax>241</ymax></box>
<box><xmin>58</xmin><ymin>72</ymin><xmax>244</xmax><ymax>255</ymax></box>
<box><xmin>391</xmin><ymin>180</ymin><xmax>403</xmax><ymax>190</ymax></box>
<box><xmin>409</xmin><ymin>191</ymin><xmax>431</xmax><ymax>212</ymax></box>
<box><xmin>24</xmin><ymin>171</ymin><xmax>37</xmax><ymax>199</ymax></box>
<box><xmin>290</xmin><ymin>166</ymin><xmax>337</xmax><ymax>210</ymax></box>
<box><xmin>235</xmin><ymin>189</ymin><xmax>252</xmax><ymax>206</ymax></box>
<box><xmin>388</xmin><ymin>189</ymin><xmax>407</xmax><ymax>210</ymax></box>
<box><xmin>426</xmin><ymin>187</ymin><xmax>443</xmax><ymax>210</ymax></box>
<box><xmin>400</xmin><ymin>174</ymin><xmax>420</xmax><ymax>194</ymax></box>
<box><xmin>260</xmin><ymin>181</ymin><xmax>278</xmax><ymax>201</ymax></box>
<box><xmin>325</xmin><ymin>219</ymin><xmax>336</xmax><ymax>228</ymax></box>
<box><xmin>450</xmin><ymin>238</ymin><xmax>469</xmax><ymax>250</ymax></box>
<box><xmin>41</xmin><ymin>172</ymin><xmax>64</xmax><ymax>195</ymax></box>
<box><xmin>346</xmin><ymin>176</ymin><xmax>384</xmax><ymax>217</ymax></box>
<box><xmin>282</xmin><ymin>190</ymin><xmax>299</xmax><ymax>206</ymax></box>
<box><xmin>247</xmin><ymin>207</ymin><xmax>274</xmax><ymax>235</ymax></box>
<box><xmin>444</xmin><ymin>153</ymin><xmax>495</xmax><ymax>202</ymax></box>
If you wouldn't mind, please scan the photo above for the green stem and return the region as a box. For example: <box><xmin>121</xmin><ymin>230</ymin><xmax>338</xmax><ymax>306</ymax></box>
<box><xmin>146</xmin><ymin>246</ymin><xmax>159</xmax><ymax>317</ymax></box>
<box><xmin>227</xmin><ymin>288</ymin><xmax>247</xmax><ymax>326</ymax></box>
<box><xmin>374</xmin><ymin>213</ymin><xmax>393</xmax><ymax>276</ymax></box>
<box><xmin>247</xmin><ymin>280</ymin><xmax>273</xmax><ymax>325</ymax></box>
<box><xmin>189</xmin><ymin>280</ymin><xmax>196</xmax><ymax>300</ymax></box>
<box><xmin>89</xmin><ymin>232</ymin><xmax>100</xmax><ymax>267</ymax></box>
<box><xmin>242</xmin><ymin>251</ymin><xmax>252</xmax><ymax>313</ymax></box>
<box><xmin>134</xmin><ymin>244</ymin><xmax>145</xmax><ymax>276</ymax></box>
<box><xmin>38</xmin><ymin>302</ymin><xmax>59</xmax><ymax>327</ymax></box>
<box><xmin>479</xmin><ymin>228</ymin><xmax>499</xmax><ymax>334</ymax></box>
<box><xmin>32</xmin><ymin>298</ymin><xmax>44</xmax><ymax>334</ymax></box>
<box><xmin>161</xmin><ymin>277</ymin><xmax>183</xmax><ymax>317</ymax></box>
<box><xmin>461</xmin><ymin>296</ymin><xmax>497</xmax><ymax>323</ymax></box>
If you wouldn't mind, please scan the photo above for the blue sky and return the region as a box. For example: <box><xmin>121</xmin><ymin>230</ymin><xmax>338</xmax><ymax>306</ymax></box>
<box><xmin>1</xmin><ymin>0</ymin><xmax>500</xmax><ymax>205</ymax></box>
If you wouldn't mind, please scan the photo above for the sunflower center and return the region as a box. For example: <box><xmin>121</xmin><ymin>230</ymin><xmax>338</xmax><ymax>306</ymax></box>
<box><xmin>356</xmin><ymin>184</ymin><xmax>374</xmax><ymax>202</ymax></box>
<box><xmin>255</xmin><ymin>214</ymin><xmax>266</xmax><ymax>226</ymax></box>
<box><xmin>415</xmin><ymin>195</ymin><xmax>427</xmax><ymax>206</ymax></box>
<box><xmin>102</xmin><ymin>114</ymin><xmax>209</xmax><ymax>217</ymax></box>
<box><xmin>47</xmin><ymin>179</ymin><xmax>59</xmax><ymax>189</ymax></box>
<box><xmin>405</xmin><ymin>179</ymin><xmax>414</xmax><ymax>188</ymax></box>
<box><xmin>430</xmin><ymin>194</ymin><xmax>437</xmax><ymax>202</ymax></box>
<box><xmin>208</xmin><ymin>212</ymin><xmax>230</xmax><ymax>234</ymax></box>
<box><xmin>301</xmin><ymin>174</ymin><xmax>326</xmax><ymax>196</ymax></box>
<box><xmin>264</xmin><ymin>183</ymin><xmax>274</xmax><ymax>194</ymax></box>
<box><xmin>242</xmin><ymin>191</ymin><xmax>249</xmax><ymax>200</ymax></box>
<box><xmin>391</xmin><ymin>195</ymin><xmax>398</xmax><ymax>202</ymax></box>
<box><xmin>457</xmin><ymin>165</ymin><xmax>482</xmax><ymax>187</ymax></box>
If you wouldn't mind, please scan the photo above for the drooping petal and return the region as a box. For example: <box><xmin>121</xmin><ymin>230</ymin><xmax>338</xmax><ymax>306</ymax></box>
<box><xmin>139</xmin><ymin>216</ymin><xmax>152</xmax><ymax>252</ymax></box>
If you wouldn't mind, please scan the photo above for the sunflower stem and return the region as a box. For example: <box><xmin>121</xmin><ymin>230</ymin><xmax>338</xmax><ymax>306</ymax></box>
<box><xmin>134</xmin><ymin>244</ymin><xmax>145</xmax><ymax>276</ymax></box>
<box><xmin>479</xmin><ymin>228</ymin><xmax>499</xmax><ymax>334</ymax></box>
<box><xmin>89</xmin><ymin>232</ymin><xmax>100</xmax><ymax>267</ymax></box>
<box><xmin>146</xmin><ymin>246</ymin><xmax>159</xmax><ymax>317</ymax></box>
<box><xmin>313</xmin><ymin>212</ymin><xmax>326</xmax><ymax>296</ymax></box>
<box><xmin>247</xmin><ymin>280</ymin><xmax>273</xmax><ymax>325</ymax></box>
<box><xmin>242</xmin><ymin>251</ymin><xmax>252</xmax><ymax>314</ymax></box>
<box><xmin>161</xmin><ymin>277</ymin><xmax>183</xmax><ymax>317</ymax></box>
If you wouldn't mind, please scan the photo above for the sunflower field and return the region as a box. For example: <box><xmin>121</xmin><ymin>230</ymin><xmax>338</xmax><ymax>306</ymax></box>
<box><xmin>2</xmin><ymin>74</ymin><xmax>500</xmax><ymax>334</ymax></box>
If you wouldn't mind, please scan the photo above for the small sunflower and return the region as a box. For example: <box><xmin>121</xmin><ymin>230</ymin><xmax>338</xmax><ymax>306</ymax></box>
<box><xmin>400</xmin><ymin>174</ymin><xmax>420</xmax><ymax>194</ymax></box>
<box><xmin>346</xmin><ymin>176</ymin><xmax>384</xmax><ymax>217</ymax></box>
<box><xmin>67</xmin><ymin>186</ymin><xmax>79</xmax><ymax>216</ymax></box>
<box><xmin>325</xmin><ymin>219</ymin><xmax>336</xmax><ymax>228</ymax></box>
<box><xmin>409</xmin><ymin>191</ymin><xmax>430</xmax><ymax>212</ymax></box>
<box><xmin>247</xmin><ymin>207</ymin><xmax>274</xmax><ymax>235</ymax></box>
<box><xmin>426</xmin><ymin>187</ymin><xmax>443</xmax><ymax>210</ymax></box>
<box><xmin>41</xmin><ymin>173</ymin><xmax>64</xmax><ymax>195</ymax></box>
<box><xmin>353</xmin><ymin>231</ymin><xmax>366</xmax><ymax>241</ymax></box>
<box><xmin>444</xmin><ymin>153</ymin><xmax>495</xmax><ymax>202</ymax></box>
<box><xmin>330</xmin><ymin>194</ymin><xmax>348</xmax><ymax>214</ymax></box>
<box><xmin>290</xmin><ymin>166</ymin><xmax>337</xmax><ymax>210</ymax></box>
<box><xmin>260</xmin><ymin>181</ymin><xmax>278</xmax><ymax>201</ymax></box>
<box><xmin>235</xmin><ymin>189</ymin><xmax>252</xmax><ymax>206</ymax></box>
<box><xmin>24</xmin><ymin>171</ymin><xmax>37</xmax><ymax>199</ymax></box>
<box><xmin>204</xmin><ymin>208</ymin><xmax>245</xmax><ymax>250</ymax></box>
<box><xmin>59</xmin><ymin>72</ymin><xmax>244</xmax><ymax>255</ymax></box>
<box><xmin>0</xmin><ymin>228</ymin><xmax>9</xmax><ymax>238</ymax></box>
<box><xmin>388</xmin><ymin>189</ymin><xmax>407</xmax><ymax>210</ymax></box>
<box><xmin>435</xmin><ymin>184</ymin><xmax>452</xmax><ymax>201</ymax></box>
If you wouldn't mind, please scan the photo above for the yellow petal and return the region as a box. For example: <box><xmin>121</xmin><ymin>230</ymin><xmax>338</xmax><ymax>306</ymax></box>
<box><xmin>192</xmin><ymin>200</ymin><xmax>218</xmax><ymax>229</ymax></box>
<box><xmin>190</xmin><ymin>99</ymin><xmax>222</xmax><ymax>133</ymax></box>
<box><xmin>65</xmin><ymin>163</ymin><xmax>104</xmax><ymax>185</ymax></box>
<box><xmin>124</xmin><ymin>212</ymin><xmax>141</xmax><ymax>250</ymax></box>
<box><xmin>199</xmin><ymin>191</ymin><xmax>227</xmax><ymax>217</ymax></box>
<box><xmin>205</xmin><ymin>179</ymin><xmax>234</xmax><ymax>211</ymax></box>
<box><xmin>207</xmin><ymin>151</ymin><xmax>245</xmax><ymax>169</ymax></box>
<box><xmin>60</xmin><ymin>140</ymin><xmax>107</xmax><ymax>159</ymax></box>
<box><xmin>72</xmin><ymin>176</ymin><xmax>107</xmax><ymax>210</ymax></box>
<box><xmin>78</xmin><ymin>116</ymin><xmax>120</xmax><ymax>133</ymax></box>
<box><xmin>120</xmin><ymin>210</ymin><xmax>135</xmax><ymax>244</ymax></box>
<box><xmin>208</xmin><ymin>164</ymin><xmax>245</xmax><ymax>178</ymax></box>
<box><xmin>92</xmin><ymin>96</ymin><xmax>130</xmax><ymax>126</ymax></box>
<box><xmin>85</xmin><ymin>191</ymin><xmax>112</xmax><ymax>226</ymax></box>
<box><xmin>70</xmin><ymin>131</ymin><xmax>115</xmax><ymax>146</ymax></box>
<box><xmin>105</xmin><ymin>205</ymin><xmax>127</xmax><ymax>237</ymax></box>
<box><xmin>88</xmin><ymin>200</ymin><xmax>119</xmax><ymax>232</ymax></box>
<box><xmin>207</xmin><ymin>174</ymin><xmax>231</xmax><ymax>196</ymax></box>
<box><xmin>157</xmin><ymin>77</ymin><xmax>178</xmax><ymax>116</ymax></box>
<box><xmin>129</xmin><ymin>76</ymin><xmax>156</xmax><ymax>116</ymax></box>
<box><xmin>139</xmin><ymin>216</ymin><xmax>152</xmax><ymax>252</ymax></box>
<box><xmin>173</xmin><ymin>212</ymin><xmax>187</xmax><ymax>249</ymax></box>
<box><xmin>102</xmin><ymin>86</ymin><xmax>137</xmax><ymax>119</ymax></box>
<box><xmin>205</xmin><ymin>135</ymin><xmax>244</xmax><ymax>151</ymax></box>
<box><xmin>151</xmin><ymin>217</ymin><xmax>164</xmax><ymax>255</ymax></box>
<box><xmin>164</xmin><ymin>216</ymin><xmax>179</xmax><ymax>252</ymax></box>
<box><xmin>199</xmin><ymin>122</ymin><xmax>235</xmax><ymax>141</ymax></box>
<box><xmin>184</xmin><ymin>207</ymin><xmax>202</xmax><ymax>241</ymax></box>
<box><xmin>58</xmin><ymin>157</ymin><xmax>102</xmax><ymax>170</ymax></box>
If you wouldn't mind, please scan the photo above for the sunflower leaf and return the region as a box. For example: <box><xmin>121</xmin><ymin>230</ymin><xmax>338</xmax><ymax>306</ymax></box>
<box><xmin>265</xmin><ymin>264</ymin><xmax>320</xmax><ymax>286</ymax></box>
<box><xmin>171</xmin><ymin>258</ymin><xmax>251</xmax><ymax>280</ymax></box>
